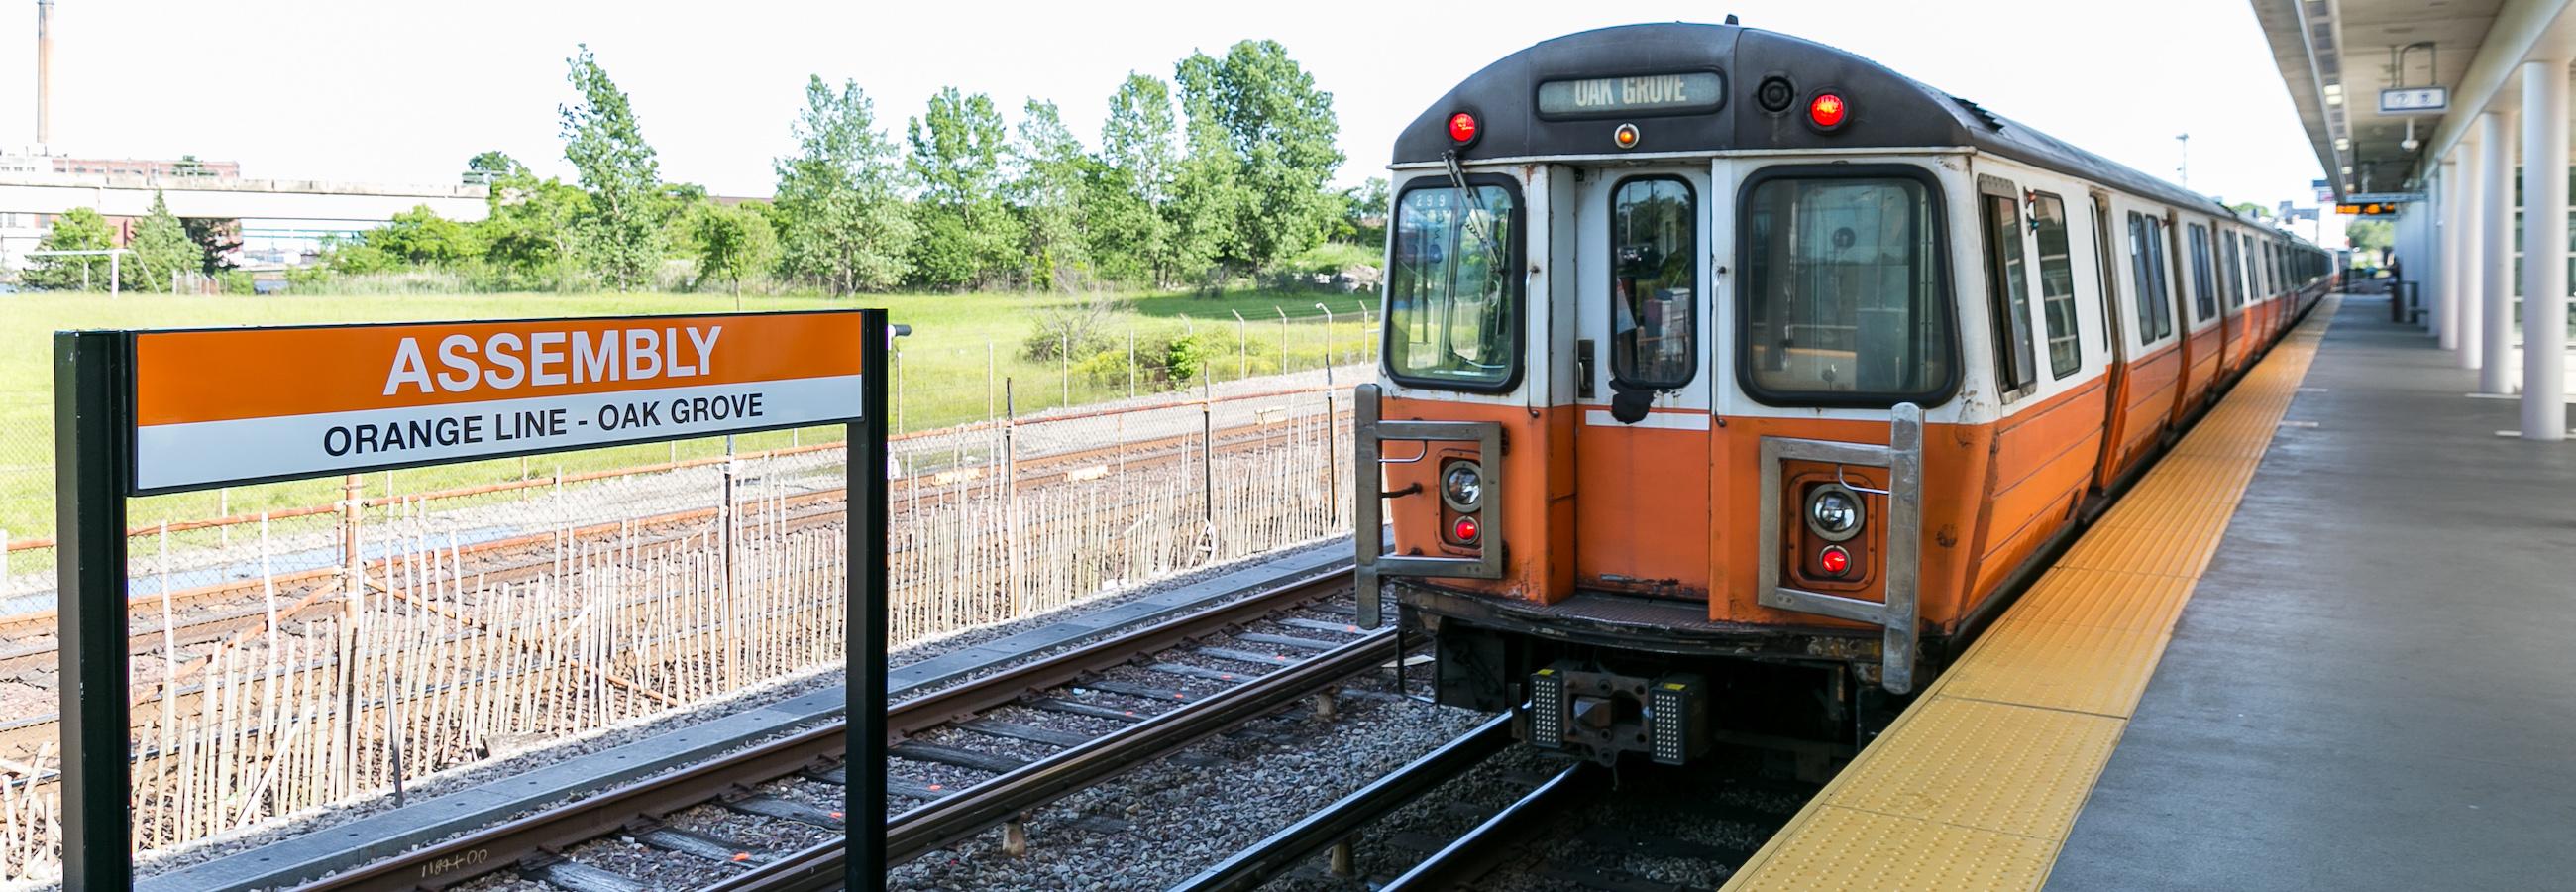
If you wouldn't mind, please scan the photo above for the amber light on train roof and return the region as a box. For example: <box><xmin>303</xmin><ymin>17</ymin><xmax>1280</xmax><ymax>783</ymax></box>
<box><xmin>1613</xmin><ymin>123</ymin><xmax>1640</xmax><ymax>149</ymax></box>
<box><xmin>1448</xmin><ymin>112</ymin><xmax>1478</xmax><ymax>144</ymax></box>
<box><xmin>1808</xmin><ymin>92</ymin><xmax>1848</xmax><ymax>130</ymax></box>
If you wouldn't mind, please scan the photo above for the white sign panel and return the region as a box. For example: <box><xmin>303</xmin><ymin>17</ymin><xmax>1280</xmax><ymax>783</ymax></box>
<box><xmin>2380</xmin><ymin>87</ymin><xmax>2448</xmax><ymax>115</ymax></box>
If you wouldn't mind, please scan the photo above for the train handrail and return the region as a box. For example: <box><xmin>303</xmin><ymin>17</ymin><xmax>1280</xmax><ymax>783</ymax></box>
<box><xmin>1352</xmin><ymin>383</ymin><xmax>1504</xmax><ymax>628</ymax></box>
<box><xmin>1755</xmin><ymin>402</ymin><xmax>1925</xmax><ymax>694</ymax></box>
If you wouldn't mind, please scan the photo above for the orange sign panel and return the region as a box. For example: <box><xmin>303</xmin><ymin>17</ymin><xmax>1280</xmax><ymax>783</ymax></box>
<box><xmin>129</xmin><ymin>312</ymin><xmax>867</xmax><ymax>493</ymax></box>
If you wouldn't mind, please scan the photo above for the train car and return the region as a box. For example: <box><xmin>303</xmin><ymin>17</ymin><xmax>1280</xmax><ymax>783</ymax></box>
<box><xmin>1354</xmin><ymin>22</ymin><xmax>2331</xmax><ymax>768</ymax></box>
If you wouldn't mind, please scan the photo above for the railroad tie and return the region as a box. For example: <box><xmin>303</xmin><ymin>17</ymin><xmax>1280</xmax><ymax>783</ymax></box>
<box><xmin>634</xmin><ymin>826</ymin><xmax>763</xmax><ymax>864</ymax></box>
<box><xmin>723</xmin><ymin>794</ymin><xmax>846</xmax><ymax>828</ymax></box>
<box><xmin>886</xmin><ymin>773</ymin><xmax>954</xmax><ymax>801</ymax></box>
<box><xmin>1142</xmin><ymin>661</ymin><xmax>1266</xmax><ymax>684</ymax></box>
<box><xmin>889</xmin><ymin>740</ymin><xmax>1032</xmax><ymax>775</ymax></box>
<box><xmin>1237</xmin><ymin>632</ymin><xmax>1341</xmax><ymax>651</ymax></box>
<box><xmin>1276</xmin><ymin>617</ymin><xmax>1365</xmax><ymax>635</ymax></box>
<box><xmin>960</xmin><ymin>719</ymin><xmax>1096</xmax><ymax>748</ymax></box>
<box><xmin>1081</xmin><ymin>678</ymin><xmax>1198</xmax><ymax>703</ymax></box>
<box><xmin>803</xmin><ymin>765</ymin><xmax>848</xmax><ymax>785</ymax></box>
<box><xmin>525</xmin><ymin>859</ymin><xmax>649</xmax><ymax>892</ymax></box>
<box><xmin>1194</xmin><ymin>645</ymin><xmax>1299</xmax><ymax>666</ymax></box>
<box><xmin>1028</xmin><ymin>697</ymin><xmax>1150</xmax><ymax>722</ymax></box>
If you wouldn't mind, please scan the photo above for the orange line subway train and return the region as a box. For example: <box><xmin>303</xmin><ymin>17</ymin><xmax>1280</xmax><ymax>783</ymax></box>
<box><xmin>1354</xmin><ymin>21</ymin><xmax>2332</xmax><ymax>767</ymax></box>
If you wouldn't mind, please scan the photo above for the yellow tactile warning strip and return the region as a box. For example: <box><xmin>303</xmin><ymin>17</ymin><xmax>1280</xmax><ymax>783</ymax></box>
<box><xmin>1722</xmin><ymin>297</ymin><xmax>2338</xmax><ymax>892</ymax></box>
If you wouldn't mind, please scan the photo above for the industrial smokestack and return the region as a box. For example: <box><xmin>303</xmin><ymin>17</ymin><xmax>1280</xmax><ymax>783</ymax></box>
<box><xmin>35</xmin><ymin>0</ymin><xmax>51</xmax><ymax>149</ymax></box>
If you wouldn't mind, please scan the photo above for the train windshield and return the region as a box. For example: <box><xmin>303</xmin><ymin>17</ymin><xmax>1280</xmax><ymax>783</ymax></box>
<box><xmin>1740</xmin><ymin>172</ymin><xmax>1953</xmax><ymax>404</ymax></box>
<box><xmin>1384</xmin><ymin>180</ymin><xmax>1521</xmax><ymax>389</ymax></box>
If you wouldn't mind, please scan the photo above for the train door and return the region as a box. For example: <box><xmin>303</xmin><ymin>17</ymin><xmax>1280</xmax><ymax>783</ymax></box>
<box><xmin>1567</xmin><ymin>165</ymin><xmax>1713</xmax><ymax>599</ymax></box>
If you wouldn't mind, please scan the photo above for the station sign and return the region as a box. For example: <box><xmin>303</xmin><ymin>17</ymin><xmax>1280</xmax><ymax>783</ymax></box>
<box><xmin>2380</xmin><ymin>86</ymin><xmax>2447</xmax><ymax>115</ymax></box>
<box><xmin>126</xmin><ymin>311</ymin><xmax>868</xmax><ymax>494</ymax></box>
<box><xmin>2347</xmin><ymin>191</ymin><xmax>2424</xmax><ymax>204</ymax></box>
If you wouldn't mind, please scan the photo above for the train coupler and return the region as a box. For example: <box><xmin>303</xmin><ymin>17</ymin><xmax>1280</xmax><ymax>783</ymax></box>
<box><xmin>1525</xmin><ymin>662</ymin><xmax>1710</xmax><ymax>765</ymax></box>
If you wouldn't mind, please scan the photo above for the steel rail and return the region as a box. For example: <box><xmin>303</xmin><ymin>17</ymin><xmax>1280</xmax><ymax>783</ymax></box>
<box><xmin>1169</xmin><ymin>713</ymin><xmax>1514</xmax><ymax>892</ymax></box>
<box><xmin>1376</xmin><ymin>759</ymin><xmax>1597</xmax><ymax>891</ymax></box>
<box><xmin>885</xmin><ymin>624</ymin><xmax>1398</xmax><ymax>862</ymax></box>
<box><xmin>287</xmin><ymin>722</ymin><xmax>847</xmax><ymax>892</ymax></box>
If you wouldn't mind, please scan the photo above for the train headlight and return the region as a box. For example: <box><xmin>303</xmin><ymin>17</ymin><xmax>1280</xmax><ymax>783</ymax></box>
<box><xmin>1441</xmin><ymin>461</ymin><xmax>1485</xmax><ymax>511</ymax></box>
<box><xmin>1805</xmin><ymin>485</ymin><xmax>1864</xmax><ymax>542</ymax></box>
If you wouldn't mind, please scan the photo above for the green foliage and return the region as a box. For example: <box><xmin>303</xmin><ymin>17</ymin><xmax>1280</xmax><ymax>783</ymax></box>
<box><xmin>1089</xmin><ymin>74</ymin><xmax>1178</xmax><ymax>284</ymax></box>
<box><xmin>127</xmin><ymin>191</ymin><xmax>205</xmax><ymax>292</ymax></box>
<box><xmin>1168</xmin><ymin>55</ymin><xmax>1248</xmax><ymax>280</ymax></box>
<box><xmin>907</xmin><ymin>87</ymin><xmax>1022</xmax><ymax>288</ymax></box>
<box><xmin>1336</xmin><ymin>177</ymin><xmax>1388</xmax><ymax>245</ymax></box>
<box><xmin>1177</xmin><ymin>41</ymin><xmax>1345</xmax><ymax>272</ymax></box>
<box><xmin>1156</xmin><ymin>332</ymin><xmax>1210</xmax><ymax>384</ymax></box>
<box><xmin>2345</xmin><ymin>219</ymin><xmax>2393</xmax><ymax>253</ymax></box>
<box><xmin>559</xmin><ymin>44</ymin><xmax>666</xmax><ymax>289</ymax></box>
<box><xmin>216</xmin><ymin>270</ymin><xmax>259</xmax><ymax>294</ymax></box>
<box><xmin>690</xmin><ymin>201</ymin><xmax>778</xmax><ymax>294</ymax></box>
<box><xmin>25</xmin><ymin>206</ymin><xmax>114</xmax><ymax>289</ymax></box>
<box><xmin>372</xmin><ymin>205</ymin><xmax>478</xmax><ymax>267</ymax></box>
<box><xmin>1012</xmin><ymin>99</ymin><xmax>1093</xmax><ymax>291</ymax></box>
<box><xmin>773</xmin><ymin>76</ymin><xmax>916</xmax><ymax>293</ymax></box>
<box><xmin>479</xmin><ymin>155</ymin><xmax>590</xmax><ymax>288</ymax></box>
<box><xmin>1072</xmin><ymin>347</ymin><xmax>1131</xmax><ymax>386</ymax></box>
<box><xmin>183</xmin><ymin>218</ymin><xmax>240</xmax><ymax>274</ymax></box>
<box><xmin>1022</xmin><ymin>290</ymin><xmax>1124</xmax><ymax>360</ymax></box>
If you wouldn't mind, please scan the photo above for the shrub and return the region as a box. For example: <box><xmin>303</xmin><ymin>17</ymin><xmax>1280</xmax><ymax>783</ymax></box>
<box><xmin>1023</xmin><ymin>290</ymin><xmax>1127</xmax><ymax>360</ymax></box>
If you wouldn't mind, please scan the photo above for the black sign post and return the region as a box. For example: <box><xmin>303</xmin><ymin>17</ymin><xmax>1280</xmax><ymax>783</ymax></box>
<box><xmin>53</xmin><ymin>309</ymin><xmax>891</xmax><ymax>890</ymax></box>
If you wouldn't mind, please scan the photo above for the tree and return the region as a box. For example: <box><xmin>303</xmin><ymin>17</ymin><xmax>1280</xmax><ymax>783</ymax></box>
<box><xmin>559</xmin><ymin>44</ymin><xmax>665</xmax><ymax>289</ymax></box>
<box><xmin>25</xmin><ymin>206</ymin><xmax>113</xmax><ymax>289</ymax></box>
<box><xmin>127</xmin><ymin>191</ymin><xmax>203</xmax><ymax>292</ymax></box>
<box><xmin>1167</xmin><ymin>54</ymin><xmax>1249</xmax><ymax>281</ymax></box>
<box><xmin>1188</xmin><ymin>41</ymin><xmax>1344</xmax><ymax>271</ymax></box>
<box><xmin>1011</xmin><ymin>99</ymin><xmax>1092</xmax><ymax>290</ymax></box>
<box><xmin>182</xmin><ymin>218</ymin><xmax>241</xmax><ymax>274</ymax></box>
<box><xmin>1335</xmin><ymin>177</ymin><xmax>1389</xmax><ymax>246</ymax></box>
<box><xmin>772</xmin><ymin>76</ymin><xmax>915</xmax><ymax>293</ymax></box>
<box><xmin>2345</xmin><ymin>219</ymin><xmax>2394</xmax><ymax>255</ymax></box>
<box><xmin>691</xmin><ymin>201</ymin><xmax>777</xmax><ymax>295</ymax></box>
<box><xmin>1089</xmin><ymin>73</ymin><xmax>1177</xmax><ymax>284</ymax></box>
<box><xmin>907</xmin><ymin>87</ymin><xmax>1021</xmax><ymax>288</ymax></box>
<box><xmin>468</xmin><ymin>151</ymin><xmax>588</xmax><ymax>285</ymax></box>
<box><xmin>370</xmin><ymin>205</ymin><xmax>476</xmax><ymax>267</ymax></box>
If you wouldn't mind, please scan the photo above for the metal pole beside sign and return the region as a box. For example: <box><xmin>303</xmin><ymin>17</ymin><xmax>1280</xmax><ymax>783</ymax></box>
<box><xmin>849</xmin><ymin>310</ymin><xmax>891</xmax><ymax>892</ymax></box>
<box><xmin>56</xmin><ymin>329</ymin><xmax>133</xmax><ymax>888</ymax></box>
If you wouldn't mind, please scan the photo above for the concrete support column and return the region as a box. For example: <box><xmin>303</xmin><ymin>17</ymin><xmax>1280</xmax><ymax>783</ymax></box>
<box><xmin>2480</xmin><ymin>109</ymin><xmax>2518</xmax><ymax>389</ymax></box>
<box><xmin>2450</xmin><ymin>146</ymin><xmax>2483</xmax><ymax>358</ymax></box>
<box><xmin>2522</xmin><ymin>59</ymin><xmax>2569</xmax><ymax>439</ymax></box>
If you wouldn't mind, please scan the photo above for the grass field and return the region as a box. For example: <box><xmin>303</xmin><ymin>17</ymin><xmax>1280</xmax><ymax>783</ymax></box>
<box><xmin>0</xmin><ymin>286</ymin><xmax>1379</xmax><ymax>544</ymax></box>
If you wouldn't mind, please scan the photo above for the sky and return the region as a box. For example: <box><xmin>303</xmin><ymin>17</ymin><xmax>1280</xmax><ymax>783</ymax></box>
<box><xmin>0</xmin><ymin>0</ymin><xmax>2326</xmax><ymax>213</ymax></box>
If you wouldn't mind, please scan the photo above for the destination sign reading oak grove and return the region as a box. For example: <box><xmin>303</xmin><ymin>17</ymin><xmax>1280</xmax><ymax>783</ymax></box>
<box><xmin>1536</xmin><ymin>72</ymin><xmax>1724</xmax><ymax>116</ymax></box>
<box><xmin>127</xmin><ymin>311</ymin><xmax>867</xmax><ymax>493</ymax></box>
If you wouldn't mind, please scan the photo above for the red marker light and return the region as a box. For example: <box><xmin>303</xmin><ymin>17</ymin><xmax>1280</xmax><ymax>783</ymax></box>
<box><xmin>1453</xmin><ymin>515</ymin><xmax>1481</xmax><ymax>543</ymax></box>
<box><xmin>1819</xmin><ymin>545</ymin><xmax>1852</xmax><ymax>576</ymax></box>
<box><xmin>1809</xmin><ymin>93</ymin><xmax>1847</xmax><ymax>129</ymax></box>
<box><xmin>1448</xmin><ymin>112</ymin><xmax>1478</xmax><ymax>144</ymax></box>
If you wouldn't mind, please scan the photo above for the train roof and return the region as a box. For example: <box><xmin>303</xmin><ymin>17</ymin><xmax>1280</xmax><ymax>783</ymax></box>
<box><xmin>1397</xmin><ymin>23</ymin><xmax>2298</xmax><ymax>236</ymax></box>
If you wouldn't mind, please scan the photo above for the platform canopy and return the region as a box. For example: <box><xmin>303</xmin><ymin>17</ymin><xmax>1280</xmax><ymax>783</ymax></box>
<box><xmin>2255</xmin><ymin>0</ymin><xmax>2576</xmax><ymax>200</ymax></box>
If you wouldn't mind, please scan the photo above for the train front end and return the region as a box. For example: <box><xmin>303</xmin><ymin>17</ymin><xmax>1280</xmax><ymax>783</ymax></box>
<box><xmin>1357</xmin><ymin>23</ymin><xmax>1999</xmax><ymax>768</ymax></box>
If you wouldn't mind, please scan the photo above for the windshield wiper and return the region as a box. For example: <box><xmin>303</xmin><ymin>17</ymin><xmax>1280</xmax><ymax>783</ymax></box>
<box><xmin>1443</xmin><ymin>150</ymin><xmax>1507</xmax><ymax>274</ymax></box>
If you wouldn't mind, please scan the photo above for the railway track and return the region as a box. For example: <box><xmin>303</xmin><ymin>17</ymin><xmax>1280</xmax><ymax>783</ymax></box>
<box><xmin>1183</xmin><ymin>731</ymin><xmax>1812</xmax><ymax>892</ymax></box>
<box><xmin>281</xmin><ymin>566</ymin><xmax>1399</xmax><ymax>892</ymax></box>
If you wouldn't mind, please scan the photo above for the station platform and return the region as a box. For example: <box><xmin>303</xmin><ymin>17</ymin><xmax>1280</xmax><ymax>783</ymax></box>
<box><xmin>1725</xmin><ymin>294</ymin><xmax>2576</xmax><ymax>890</ymax></box>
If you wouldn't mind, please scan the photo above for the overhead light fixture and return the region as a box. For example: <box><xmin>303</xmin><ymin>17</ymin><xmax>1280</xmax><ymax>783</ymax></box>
<box><xmin>2335</xmin><ymin>137</ymin><xmax>2351</xmax><ymax>151</ymax></box>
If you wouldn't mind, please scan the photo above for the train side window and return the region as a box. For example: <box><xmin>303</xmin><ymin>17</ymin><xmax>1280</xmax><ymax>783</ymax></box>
<box><xmin>2090</xmin><ymin>199</ymin><xmax>2117</xmax><ymax>353</ymax></box>
<box><xmin>1608</xmin><ymin>176</ymin><xmax>1696</xmax><ymax>390</ymax></box>
<box><xmin>2222</xmin><ymin>233</ymin><xmax>2245</xmax><ymax>309</ymax></box>
<box><xmin>2029</xmin><ymin>192</ymin><xmax>2081</xmax><ymax>379</ymax></box>
<box><xmin>2146</xmin><ymin>218</ymin><xmax>2176</xmax><ymax>341</ymax></box>
<box><xmin>2126</xmin><ymin>213</ymin><xmax>2152</xmax><ymax>342</ymax></box>
<box><xmin>2187</xmin><ymin>224</ymin><xmax>2217</xmax><ymax>322</ymax></box>
<box><xmin>1737</xmin><ymin>167</ymin><xmax>1956</xmax><ymax>406</ymax></box>
<box><xmin>1980</xmin><ymin>191</ymin><xmax>2038</xmax><ymax>395</ymax></box>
